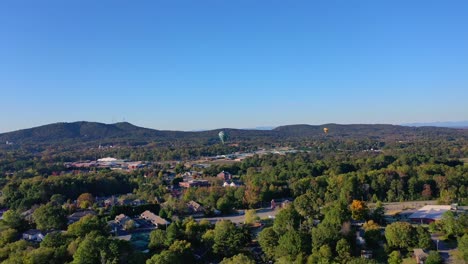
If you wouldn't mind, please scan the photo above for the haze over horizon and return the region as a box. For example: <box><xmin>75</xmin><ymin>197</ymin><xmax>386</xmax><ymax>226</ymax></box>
<box><xmin>1</xmin><ymin>1</ymin><xmax>467</xmax><ymax>133</ymax></box>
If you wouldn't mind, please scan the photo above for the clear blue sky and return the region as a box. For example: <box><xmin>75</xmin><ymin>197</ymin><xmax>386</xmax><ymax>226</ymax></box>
<box><xmin>1</xmin><ymin>0</ymin><xmax>467</xmax><ymax>132</ymax></box>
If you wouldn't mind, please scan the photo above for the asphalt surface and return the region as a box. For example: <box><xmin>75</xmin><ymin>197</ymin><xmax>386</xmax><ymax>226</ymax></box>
<box><xmin>196</xmin><ymin>207</ymin><xmax>280</xmax><ymax>224</ymax></box>
<box><xmin>431</xmin><ymin>233</ymin><xmax>455</xmax><ymax>263</ymax></box>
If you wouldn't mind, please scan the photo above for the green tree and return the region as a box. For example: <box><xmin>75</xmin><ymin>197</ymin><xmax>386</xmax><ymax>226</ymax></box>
<box><xmin>24</xmin><ymin>247</ymin><xmax>57</xmax><ymax>264</ymax></box>
<box><xmin>335</xmin><ymin>238</ymin><xmax>352</xmax><ymax>264</ymax></box>
<box><xmin>71</xmin><ymin>234</ymin><xmax>102</xmax><ymax>264</ymax></box>
<box><xmin>425</xmin><ymin>251</ymin><xmax>443</xmax><ymax>264</ymax></box>
<box><xmin>2</xmin><ymin>210</ymin><xmax>26</xmax><ymax>230</ymax></box>
<box><xmin>33</xmin><ymin>203</ymin><xmax>67</xmax><ymax>231</ymax></box>
<box><xmin>50</xmin><ymin>194</ymin><xmax>66</xmax><ymax>205</ymax></box>
<box><xmin>146</xmin><ymin>250</ymin><xmax>177</xmax><ymax>264</ymax></box>
<box><xmin>387</xmin><ymin>250</ymin><xmax>402</xmax><ymax>264</ymax></box>
<box><xmin>41</xmin><ymin>232</ymin><xmax>68</xmax><ymax>248</ymax></box>
<box><xmin>244</xmin><ymin>209</ymin><xmax>259</xmax><ymax>225</ymax></box>
<box><xmin>258</xmin><ymin>227</ymin><xmax>278</xmax><ymax>260</ymax></box>
<box><xmin>273</xmin><ymin>205</ymin><xmax>300</xmax><ymax>234</ymax></box>
<box><xmin>458</xmin><ymin>234</ymin><xmax>468</xmax><ymax>262</ymax></box>
<box><xmin>416</xmin><ymin>225</ymin><xmax>432</xmax><ymax>250</ymax></box>
<box><xmin>385</xmin><ymin>222</ymin><xmax>415</xmax><ymax>250</ymax></box>
<box><xmin>309</xmin><ymin>244</ymin><xmax>333</xmax><ymax>264</ymax></box>
<box><xmin>212</xmin><ymin>220</ymin><xmax>249</xmax><ymax>257</ymax></box>
<box><xmin>71</xmin><ymin>232</ymin><xmax>125</xmax><ymax>264</ymax></box>
<box><xmin>67</xmin><ymin>215</ymin><xmax>107</xmax><ymax>237</ymax></box>
<box><xmin>216</xmin><ymin>197</ymin><xmax>233</xmax><ymax>214</ymax></box>
<box><xmin>0</xmin><ymin>229</ymin><xmax>18</xmax><ymax>247</ymax></box>
<box><xmin>0</xmin><ymin>240</ymin><xmax>29</xmax><ymax>262</ymax></box>
<box><xmin>201</xmin><ymin>229</ymin><xmax>215</xmax><ymax>247</ymax></box>
<box><xmin>440</xmin><ymin>211</ymin><xmax>464</xmax><ymax>238</ymax></box>
<box><xmin>149</xmin><ymin>229</ymin><xmax>167</xmax><ymax>250</ymax></box>
<box><xmin>165</xmin><ymin>222</ymin><xmax>182</xmax><ymax>247</ymax></box>
<box><xmin>371</xmin><ymin>201</ymin><xmax>385</xmax><ymax>225</ymax></box>
<box><xmin>168</xmin><ymin>240</ymin><xmax>193</xmax><ymax>262</ymax></box>
<box><xmin>294</xmin><ymin>192</ymin><xmax>321</xmax><ymax>218</ymax></box>
<box><xmin>311</xmin><ymin>223</ymin><xmax>341</xmax><ymax>251</ymax></box>
<box><xmin>276</xmin><ymin>230</ymin><xmax>310</xmax><ymax>261</ymax></box>
<box><xmin>220</xmin><ymin>253</ymin><xmax>255</xmax><ymax>264</ymax></box>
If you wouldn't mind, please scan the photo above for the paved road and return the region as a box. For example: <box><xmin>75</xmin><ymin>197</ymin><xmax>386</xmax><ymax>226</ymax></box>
<box><xmin>368</xmin><ymin>200</ymin><xmax>438</xmax><ymax>211</ymax></box>
<box><xmin>431</xmin><ymin>233</ymin><xmax>454</xmax><ymax>263</ymax></box>
<box><xmin>198</xmin><ymin>200</ymin><xmax>439</xmax><ymax>224</ymax></box>
<box><xmin>196</xmin><ymin>207</ymin><xmax>281</xmax><ymax>224</ymax></box>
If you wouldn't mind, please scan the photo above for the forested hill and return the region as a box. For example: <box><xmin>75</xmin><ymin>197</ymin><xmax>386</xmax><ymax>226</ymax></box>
<box><xmin>0</xmin><ymin>121</ymin><xmax>466</xmax><ymax>147</ymax></box>
<box><xmin>274</xmin><ymin>124</ymin><xmax>467</xmax><ymax>138</ymax></box>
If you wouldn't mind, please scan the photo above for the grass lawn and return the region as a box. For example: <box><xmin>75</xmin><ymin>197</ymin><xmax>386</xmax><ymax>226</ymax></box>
<box><xmin>402</xmin><ymin>257</ymin><xmax>416</xmax><ymax>264</ymax></box>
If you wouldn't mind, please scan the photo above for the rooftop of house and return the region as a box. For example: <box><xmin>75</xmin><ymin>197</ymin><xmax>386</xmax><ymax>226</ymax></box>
<box><xmin>141</xmin><ymin>210</ymin><xmax>169</xmax><ymax>225</ymax></box>
<box><xmin>23</xmin><ymin>229</ymin><xmax>44</xmax><ymax>235</ymax></box>
<box><xmin>409</xmin><ymin>205</ymin><xmax>452</xmax><ymax>220</ymax></box>
<box><xmin>115</xmin><ymin>214</ymin><xmax>130</xmax><ymax>222</ymax></box>
<box><xmin>69</xmin><ymin>210</ymin><xmax>96</xmax><ymax>218</ymax></box>
<box><xmin>413</xmin><ymin>248</ymin><xmax>428</xmax><ymax>259</ymax></box>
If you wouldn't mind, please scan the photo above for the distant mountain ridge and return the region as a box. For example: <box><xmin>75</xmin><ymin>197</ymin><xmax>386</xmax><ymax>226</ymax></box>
<box><xmin>0</xmin><ymin>121</ymin><xmax>466</xmax><ymax>147</ymax></box>
<box><xmin>403</xmin><ymin>120</ymin><xmax>468</xmax><ymax>128</ymax></box>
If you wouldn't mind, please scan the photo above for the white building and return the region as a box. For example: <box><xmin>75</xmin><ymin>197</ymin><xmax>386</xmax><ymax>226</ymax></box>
<box><xmin>22</xmin><ymin>229</ymin><xmax>45</xmax><ymax>242</ymax></box>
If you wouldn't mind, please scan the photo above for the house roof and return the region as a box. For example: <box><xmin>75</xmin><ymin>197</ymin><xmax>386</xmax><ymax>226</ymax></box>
<box><xmin>409</xmin><ymin>205</ymin><xmax>451</xmax><ymax>221</ymax></box>
<box><xmin>141</xmin><ymin>210</ymin><xmax>169</xmax><ymax>225</ymax></box>
<box><xmin>115</xmin><ymin>214</ymin><xmax>130</xmax><ymax>222</ymax></box>
<box><xmin>413</xmin><ymin>249</ymin><xmax>428</xmax><ymax>258</ymax></box>
<box><xmin>97</xmin><ymin>157</ymin><xmax>118</xmax><ymax>162</ymax></box>
<box><xmin>69</xmin><ymin>210</ymin><xmax>96</xmax><ymax>219</ymax></box>
<box><xmin>187</xmin><ymin>201</ymin><xmax>204</xmax><ymax>212</ymax></box>
<box><xmin>23</xmin><ymin>229</ymin><xmax>44</xmax><ymax>235</ymax></box>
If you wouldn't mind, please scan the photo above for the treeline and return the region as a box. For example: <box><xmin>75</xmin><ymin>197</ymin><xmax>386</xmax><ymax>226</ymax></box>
<box><xmin>1</xmin><ymin>171</ymin><xmax>136</xmax><ymax>209</ymax></box>
<box><xmin>207</xmin><ymin>152</ymin><xmax>468</xmax><ymax>207</ymax></box>
<box><xmin>259</xmin><ymin>198</ymin><xmax>468</xmax><ymax>263</ymax></box>
<box><xmin>0</xmin><ymin>214</ymin><xmax>143</xmax><ymax>263</ymax></box>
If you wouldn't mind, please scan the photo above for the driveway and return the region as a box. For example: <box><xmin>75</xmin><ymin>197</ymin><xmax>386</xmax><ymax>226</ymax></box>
<box><xmin>431</xmin><ymin>233</ymin><xmax>454</xmax><ymax>263</ymax></box>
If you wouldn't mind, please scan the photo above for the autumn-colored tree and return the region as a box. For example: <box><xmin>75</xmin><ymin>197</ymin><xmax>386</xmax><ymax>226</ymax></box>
<box><xmin>421</xmin><ymin>184</ymin><xmax>433</xmax><ymax>199</ymax></box>
<box><xmin>243</xmin><ymin>184</ymin><xmax>260</xmax><ymax>208</ymax></box>
<box><xmin>363</xmin><ymin>220</ymin><xmax>380</xmax><ymax>231</ymax></box>
<box><xmin>350</xmin><ymin>200</ymin><xmax>368</xmax><ymax>221</ymax></box>
<box><xmin>77</xmin><ymin>193</ymin><xmax>95</xmax><ymax>209</ymax></box>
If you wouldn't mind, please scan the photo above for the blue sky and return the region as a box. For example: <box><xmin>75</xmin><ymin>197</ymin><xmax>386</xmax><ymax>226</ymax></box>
<box><xmin>1</xmin><ymin>0</ymin><xmax>467</xmax><ymax>132</ymax></box>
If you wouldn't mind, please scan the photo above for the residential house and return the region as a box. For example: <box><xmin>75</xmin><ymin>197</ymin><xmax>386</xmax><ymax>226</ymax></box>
<box><xmin>356</xmin><ymin>229</ymin><xmax>366</xmax><ymax>246</ymax></box>
<box><xmin>132</xmin><ymin>199</ymin><xmax>147</xmax><ymax>206</ymax></box>
<box><xmin>21</xmin><ymin>208</ymin><xmax>37</xmax><ymax>223</ymax></box>
<box><xmin>118</xmin><ymin>198</ymin><xmax>133</xmax><ymax>206</ymax></box>
<box><xmin>413</xmin><ymin>248</ymin><xmax>428</xmax><ymax>264</ymax></box>
<box><xmin>115</xmin><ymin>213</ymin><xmax>139</xmax><ymax>229</ymax></box>
<box><xmin>67</xmin><ymin>210</ymin><xmax>97</xmax><ymax>224</ymax></box>
<box><xmin>104</xmin><ymin>196</ymin><xmax>118</xmax><ymax>207</ymax></box>
<box><xmin>187</xmin><ymin>201</ymin><xmax>205</xmax><ymax>216</ymax></box>
<box><xmin>361</xmin><ymin>250</ymin><xmax>373</xmax><ymax>259</ymax></box>
<box><xmin>179</xmin><ymin>180</ymin><xmax>210</xmax><ymax>188</ymax></box>
<box><xmin>140</xmin><ymin>210</ymin><xmax>170</xmax><ymax>228</ymax></box>
<box><xmin>217</xmin><ymin>171</ymin><xmax>232</xmax><ymax>181</ymax></box>
<box><xmin>115</xmin><ymin>214</ymin><xmax>132</xmax><ymax>226</ymax></box>
<box><xmin>22</xmin><ymin>229</ymin><xmax>45</xmax><ymax>242</ymax></box>
<box><xmin>223</xmin><ymin>181</ymin><xmax>239</xmax><ymax>187</ymax></box>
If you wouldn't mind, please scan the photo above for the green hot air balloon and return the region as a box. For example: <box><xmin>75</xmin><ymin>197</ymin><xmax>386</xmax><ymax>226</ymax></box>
<box><xmin>218</xmin><ymin>131</ymin><xmax>227</xmax><ymax>144</ymax></box>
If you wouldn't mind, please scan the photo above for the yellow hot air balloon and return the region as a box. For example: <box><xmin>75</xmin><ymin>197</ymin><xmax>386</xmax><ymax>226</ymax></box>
<box><xmin>323</xmin><ymin>127</ymin><xmax>329</xmax><ymax>134</ymax></box>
